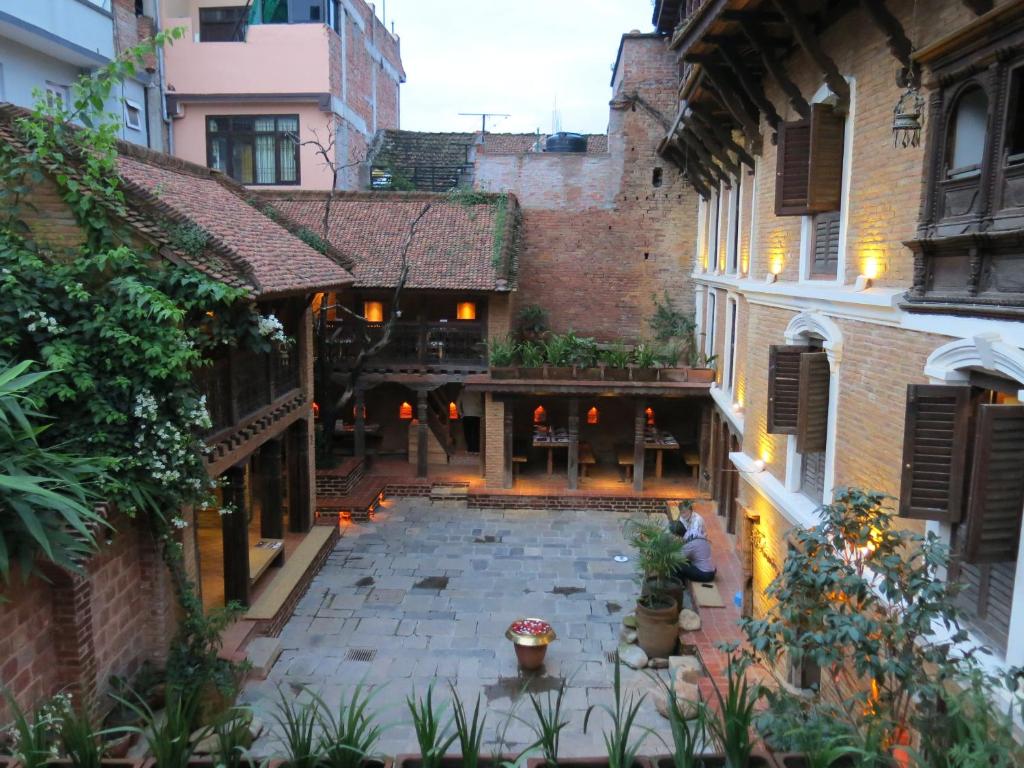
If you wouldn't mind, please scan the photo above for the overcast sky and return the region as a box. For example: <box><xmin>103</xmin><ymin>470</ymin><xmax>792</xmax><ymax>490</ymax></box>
<box><xmin>377</xmin><ymin>1</ymin><xmax>656</xmax><ymax>135</ymax></box>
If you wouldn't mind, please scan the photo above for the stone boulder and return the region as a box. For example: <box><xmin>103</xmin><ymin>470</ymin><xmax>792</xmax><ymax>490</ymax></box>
<box><xmin>671</xmin><ymin>679</ymin><xmax>702</xmax><ymax>719</ymax></box>
<box><xmin>678</xmin><ymin>608</ymin><xmax>702</xmax><ymax>632</ymax></box>
<box><xmin>617</xmin><ymin>642</ymin><xmax>648</xmax><ymax>669</ymax></box>
<box><xmin>670</xmin><ymin>654</ymin><xmax>703</xmax><ymax>683</ymax></box>
<box><xmin>619</xmin><ymin>628</ymin><xmax>638</xmax><ymax>644</ymax></box>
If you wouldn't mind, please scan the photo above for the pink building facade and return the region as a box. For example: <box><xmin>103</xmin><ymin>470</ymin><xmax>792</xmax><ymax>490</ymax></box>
<box><xmin>160</xmin><ymin>0</ymin><xmax>403</xmax><ymax>190</ymax></box>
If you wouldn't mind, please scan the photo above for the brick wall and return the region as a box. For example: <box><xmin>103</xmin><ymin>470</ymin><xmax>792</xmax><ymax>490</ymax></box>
<box><xmin>474</xmin><ymin>35</ymin><xmax>700</xmax><ymax>342</ymax></box>
<box><xmin>315</xmin><ymin>457</ymin><xmax>366</xmax><ymax>496</ymax></box>
<box><xmin>0</xmin><ymin>520</ymin><xmax>173</xmax><ymax>722</ymax></box>
<box><xmin>483</xmin><ymin>393</ymin><xmax>505</xmax><ymax>488</ymax></box>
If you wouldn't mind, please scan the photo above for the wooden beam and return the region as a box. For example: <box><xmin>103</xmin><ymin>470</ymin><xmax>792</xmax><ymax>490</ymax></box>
<box><xmin>690</xmin><ymin>106</ymin><xmax>757</xmax><ymax>167</ymax></box>
<box><xmin>288</xmin><ymin>420</ymin><xmax>311</xmax><ymax>533</ymax></box>
<box><xmin>665</xmin><ymin>142</ymin><xmax>713</xmax><ymax>199</ymax></box>
<box><xmin>699</xmin><ymin>61</ymin><xmax>762</xmax><ymax>143</ymax></box>
<box><xmin>771</xmin><ymin>0</ymin><xmax>850</xmax><ymax>105</ymax></box>
<box><xmin>502</xmin><ymin>400</ymin><xmax>513</xmax><ymax>489</ymax></box>
<box><xmin>678</xmin><ymin>129</ymin><xmax>733</xmax><ymax>185</ymax></box>
<box><xmin>738</xmin><ymin>18</ymin><xmax>811</xmax><ymax>119</ymax></box>
<box><xmin>962</xmin><ymin>0</ymin><xmax>993</xmax><ymax>15</ymax></box>
<box><xmin>259</xmin><ymin>437</ymin><xmax>284</xmax><ymax>540</ymax></box>
<box><xmin>714</xmin><ymin>45</ymin><xmax>782</xmax><ymax>130</ymax></box>
<box><xmin>222</xmin><ymin>464</ymin><xmax>250</xmax><ymax>607</ymax></box>
<box><xmin>858</xmin><ymin>0</ymin><xmax>913</xmax><ymax>72</ymax></box>
<box><xmin>353</xmin><ymin>389</ymin><xmax>366</xmax><ymax>458</ymax></box>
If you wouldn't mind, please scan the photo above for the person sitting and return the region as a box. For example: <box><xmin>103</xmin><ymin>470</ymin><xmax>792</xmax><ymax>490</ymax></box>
<box><xmin>669</xmin><ymin>502</ymin><xmax>707</xmax><ymax>542</ymax></box>
<box><xmin>676</xmin><ymin>535</ymin><xmax>716</xmax><ymax>583</ymax></box>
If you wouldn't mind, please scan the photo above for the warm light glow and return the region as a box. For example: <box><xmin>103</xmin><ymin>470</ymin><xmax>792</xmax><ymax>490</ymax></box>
<box><xmin>312</xmin><ymin>401</ymin><xmax>320</xmax><ymax>418</ymax></box>
<box><xmin>645</xmin><ymin>407</ymin><xmax>655</xmax><ymax>426</ymax></box>
<box><xmin>862</xmin><ymin>252</ymin><xmax>882</xmax><ymax>280</ymax></box>
<box><xmin>311</xmin><ymin>292</ymin><xmax>324</xmax><ymax>313</ymax></box>
<box><xmin>399</xmin><ymin>401</ymin><xmax>413</xmax><ymax>420</ymax></box>
<box><xmin>769</xmin><ymin>256</ymin><xmax>784</xmax><ymax>275</ymax></box>
<box><xmin>752</xmin><ymin>459</ymin><xmax>766</xmax><ymax>472</ymax></box>
<box><xmin>364</xmin><ymin>301</ymin><xmax>384</xmax><ymax>323</ymax></box>
<box><xmin>587</xmin><ymin>406</ymin><xmax>599</xmax><ymax>424</ymax></box>
<box><xmin>353</xmin><ymin>404</ymin><xmax>367</xmax><ymax>420</ymax></box>
<box><xmin>449</xmin><ymin>401</ymin><xmax>459</xmax><ymax>419</ymax></box>
<box><xmin>533</xmin><ymin>405</ymin><xmax>547</xmax><ymax>424</ymax></box>
<box><xmin>731</xmin><ymin>402</ymin><xmax>742</xmax><ymax>414</ymax></box>
<box><xmin>456</xmin><ymin>302</ymin><xmax>477</xmax><ymax>320</ymax></box>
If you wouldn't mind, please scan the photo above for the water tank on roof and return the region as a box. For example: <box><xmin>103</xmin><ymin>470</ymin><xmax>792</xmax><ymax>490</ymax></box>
<box><xmin>544</xmin><ymin>132</ymin><xmax>587</xmax><ymax>153</ymax></box>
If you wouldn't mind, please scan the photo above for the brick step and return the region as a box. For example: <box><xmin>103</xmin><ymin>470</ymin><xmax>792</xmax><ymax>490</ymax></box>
<box><xmin>430</xmin><ymin>482</ymin><xmax>469</xmax><ymax>502</ymax></box>
<box><xmin>316</xmin><ymin>475</ymin><xmax>387</xmax><ymax>521</ymax></box>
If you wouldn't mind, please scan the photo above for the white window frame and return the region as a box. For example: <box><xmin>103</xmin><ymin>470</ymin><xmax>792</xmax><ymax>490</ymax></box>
<box><xmin>798</xmin><ymin>79</ymin><xmax>856</xmax><ymax>285</ymax></box>
<box><xmin>124</xmin><ymin>99</ymin><xmax>143</xmax><ymax>131</ymax></box>
<box><xmin>45</xmin><ymin>81</ymin><xmax>70</xmax><ymax>107</ymax></box>
<box><xmin>709</xmin><ymin>185</ymin><xmax>722</xmax><ymax>274</ymax></box>
<box><xmin>704</xmin><ymin>290</ymin><xmax>717</xmax><ymax>359</ymax></box>
<box><xmin>696</xmin><ymin>197</ymin><xmax>708</xmax><ymax>273</ymax></box>
<box><xmin>726</xmin><ymin>171</ymin><xmax>742</xmax><ymax>275</ymax></box>
<box><xmin>746</xmin><ymin>158</ymin><xmax>758</xmax><ymax>278</ymax></box>
<box><xmin>724</xmin><ymin>297</ymin><xmax>739</xmax><ymax>393</ymax></box>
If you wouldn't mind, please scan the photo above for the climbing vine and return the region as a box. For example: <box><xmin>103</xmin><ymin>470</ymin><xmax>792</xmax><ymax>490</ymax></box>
<box><xmin>0</xmin><ymin>33</ymin><xmax>273</xmax><ymax>694</ymax></box>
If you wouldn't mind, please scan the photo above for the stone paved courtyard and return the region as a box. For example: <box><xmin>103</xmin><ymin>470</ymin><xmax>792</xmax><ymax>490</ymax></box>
<box><xmin>241</xmin><ymin>499</ymin><xmax>683</xmax><ymax>757</ymax></box>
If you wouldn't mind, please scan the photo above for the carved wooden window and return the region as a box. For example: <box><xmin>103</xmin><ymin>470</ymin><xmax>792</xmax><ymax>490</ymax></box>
<box><xmin>945</xmin><ymin>87</ymin><xmax>989</xmax><ymax>180</ymax></box>
<box><xmin>774</xmin><ymin>104</ymin><xmax>845</xmax><ymax>217</ymax></box>
<box><xmin>766</xmin><ymin>345</ymin><xmax>808</xmax><ymax>435</ymax></box>
<box><xmin>1006</xmin><ymin>66</ymin><xmax>1024</xmax><ymax>167</ymax></box>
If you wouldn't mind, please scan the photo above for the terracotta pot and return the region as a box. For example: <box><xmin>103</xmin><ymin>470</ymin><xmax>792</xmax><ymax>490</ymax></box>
<box><xmin>657</xmin><ymin>367</ymin><xmax>689</xmax><ymax>382</ymax></box>
<box><xmin>99</xmin><ymin>732</ymin><xmax>138</xmax><ymax>759</ymax></box>
<box><xmin>634</xmin><ymin>597</ymin><xmax>679</xmax><ymax>658</ymax></box>
<box><xmin>630</xmin><ymin>366</ymin><xmax>659</xmax><ymax>382</ymax></box>
<box><xmin>518</xmin><ymin>367</ymin><xmax>545</xmax><ymax>379</ymax></box>
<box><xmin>575</xmin><ymin>367</ymin><xmax>602</xmax><ymax>381</ymax></box>
<box><xmin>603</xmin><ymin>367</ymin><xmax>631</xmax><ymax>381</ymax></box>
<box><xmin>395</xmin><ymin>757</ymin><xmax>508</xmax><ymax>768</ymax></box>
<box><xmin>490</xmin><ymin>367</ymin><xmax>518</xmax><ymax>380</ymax></box>
<box><xmin>48</xmin><ymin>760</ymin><xmax>144</xmax><ymax>768</ymax></box>
<box><xmin>544</xmin><ymin>366</ymin><xmax>574</xmax><ymax>380</ymax></box>
<box><xmin>770</xmin><ymin>756</ymin><xmax>857</xmax><ymax>768</ymax></box>
<box><xmin>687</xmin><ymin>368</ymin><xmax>715</xmax><ymax>383</ymax></box>
<box><xmin>643</xmin><ymin>576</ymin><xmax>684</xmax><ymax>617</ymax></box>
<box><xmin>651</xmin><ymin>755</ymin><xmax>772</xmax><ymax>768</ymax></box>
<box><xmin>506</xmin><ymin>617</ymin><xmax>556</xmax><ymax>670</ymax></box>
<box><xmin>513</xmin><ymin>642</ymin><xmax>549</xmax><ymax>670</ymax></box>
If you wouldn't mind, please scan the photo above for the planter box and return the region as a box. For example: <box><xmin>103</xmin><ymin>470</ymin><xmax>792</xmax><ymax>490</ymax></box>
<box><xmin>603</xmin><ymin>368</ymin><xmax>631</xmax><ymax>381</ymax></box>
<box><xmin>544</xmin><ymin>366</ymin><xmax>574</xmax><ymax>380</ymax></box>
<box><xmin>575</xmin><ymin>367</ymin><xmax>602</xmax><ymax>381</ymax></box>
<box><xmin>48</xmin><ymin>761</ymin><xmax>146</xmax><ymax>768</ymax></box>
<box><xmin>527</xmin><ymin>759</ymin><xmax>650</xmax><ymax>768</ymax></box>
<box><xmin>650</xmin><ymin>755</ymin><xmax>772</xmax><ymax>768</ymax></box>
<box><xmin>397</xmin><ymin>756</ymin><xmax>509</xmax><ymax>768</ymax></box>
<box><xmin>657</xmin><ymin>368</ymin><xmax>689</xmax><ymax>382</ymax></box>
<box><xmin>518</xmin><ymin>367</ymin><xmax>545</xmax><ymax>379</ymax></box>
<box><xmin>771</xmin><ymin>756</ymin><xmax>857</xmax><ymax>768</ymax></box>
<box><xmin>687</xmin><ymin>368</ymin><xmax>715</xmax><ymax>383</ymax></box>
<box><xmin>491</xmin><ymin>367</ymin><xmax>518</xmax><ymax>380</ymax></box>
<box><xmin>630</xmin><ymin>367</ymin><xmax>658</xmax><ymax>382</ymax></box>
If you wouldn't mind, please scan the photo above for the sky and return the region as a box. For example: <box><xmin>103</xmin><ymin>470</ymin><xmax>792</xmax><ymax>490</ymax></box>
<box><xmin>377</xmin><ymin>1</ymin><xmax>657</xmax><ymax>135</ymax></box>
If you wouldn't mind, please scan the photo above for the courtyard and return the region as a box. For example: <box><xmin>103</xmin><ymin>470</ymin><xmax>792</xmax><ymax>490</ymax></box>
<box><xmin>240</xmin><ymin>499</ymin><xmax>743</xmax><ymax>757</ymax></box>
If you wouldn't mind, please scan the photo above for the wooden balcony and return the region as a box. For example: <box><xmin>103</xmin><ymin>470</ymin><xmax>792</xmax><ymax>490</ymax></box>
<box><xmin>197</xmin><ymin>348</ymin><xmax>302</xmax><ymax>438</ymax></box>
<box><xmin>328</xmin><ymin>319</ymin><xmax>487</xmax><ymax>373</ymax></box>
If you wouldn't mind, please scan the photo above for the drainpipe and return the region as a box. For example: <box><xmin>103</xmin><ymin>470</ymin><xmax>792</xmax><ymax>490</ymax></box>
<box><xmin>154</xmin><ymin>0</ymin><xmax>174</xmax><ymax>155</ymax></box>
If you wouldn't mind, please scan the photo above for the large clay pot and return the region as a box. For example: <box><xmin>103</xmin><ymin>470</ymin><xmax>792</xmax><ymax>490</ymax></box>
<box><xmin>634</xmin><ymin>597</ymin><xmax>679</xmax><ymax>658</ymax></box>
<box><xmin>643</xmin><ymin>576</ymin><xmax>684</xmax><ymax>617</ymax></box>
<box><xmin>513</xmin><ymin>643</ymin><xmax>549</xmax><ymax>670</ymax></box>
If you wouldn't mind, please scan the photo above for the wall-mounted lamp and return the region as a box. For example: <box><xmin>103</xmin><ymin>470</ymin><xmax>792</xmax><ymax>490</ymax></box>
<box><xmin>854</xmin><ymin>274</ymin><xmax>872</xmax><ymax>292</ymax></box>
<box><xmin>363</xmin><ymin>301</ymin><xmax>384</xmax><ymax>323</ymax></box>
<box><xmin>765</xmin><ymin>272</ymin><xmax>777</xmax><ymax>284</ymax></box>
<box><xmin>399</xmin><ymin>401</ymin><xmax>413</xmax><ymax>420</ymax></box>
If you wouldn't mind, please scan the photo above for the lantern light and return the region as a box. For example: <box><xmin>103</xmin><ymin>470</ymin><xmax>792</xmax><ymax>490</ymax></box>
<box><xmin>533</xmin><ymin>405</ymin><xmax>547</xmax><ymax>424</ymax></box>
<box><xmin>456</xmin><ymin>302</ymin><xmax>477</xmax><ymax>320</ymax></box>
<box><xmin>399</xmin><ymin>401</ymin><xmax>413</xmax><ymax>420</ymax></box>
<box><xmin>313</xmin><ymin>402</ymin><xmax>320</xmax><ymax>418</ymax></box>
<box><xmin>449</xmin><ymin>401</ymin><xmax>459</xmax><ymax>420</ymax></box>
<box><xmin>363</xmin><ymin>301</ymin><xmax>384</xmax><ymax>323</ymax></box>
<box><xmin>645</xmin><ymin>407</ymin><xmax>655</xmax><ymax>426</ymax></box>
<box><xmin>353</xmin><ymin>404</ymin><xmax>367</xmax><ymax>420</ymax></box>
<box><xmin>587</xmin><ymin>406</ymin><xmax>599</xmax><ymax>424</ymax></box>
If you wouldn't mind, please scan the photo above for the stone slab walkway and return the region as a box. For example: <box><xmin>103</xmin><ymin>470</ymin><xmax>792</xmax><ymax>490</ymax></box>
<box><xmin>241</xmin><ymin>499</ymin><xmax>743</xmax><ymax>758</ymax></box>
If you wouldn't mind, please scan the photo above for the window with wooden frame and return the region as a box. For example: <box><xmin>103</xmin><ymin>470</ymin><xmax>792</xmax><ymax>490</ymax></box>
<box><xmin>898</xmin><ymin>381</ymin><xmax>1024</xmax><ymax>653</ymax></box>
<box><xmin>809</xmin><ymin>210</ymin><xmax>841</xmax><ymax>279</ymax></box>
<box><xmin>774</xmin><ymin>103</ymin><xmax>845</xmax><ymax>217</ymax></box>
<box><xmin>207</xmin><ymin>115</ymin><xmax>300</xmax><ymax>186</ymax></box>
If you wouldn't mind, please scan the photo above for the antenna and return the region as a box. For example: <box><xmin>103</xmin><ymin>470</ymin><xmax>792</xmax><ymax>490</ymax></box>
<box><xmin>458</xmin><ymin>112</ymin><xmax>511</xmax><ymax>134</ymax></box>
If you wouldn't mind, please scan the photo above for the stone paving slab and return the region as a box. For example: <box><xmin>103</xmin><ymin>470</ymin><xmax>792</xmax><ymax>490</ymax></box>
<box><xmin>241</xmin><ymin>500</ymin><xmax>682</xmax><ymax>759</ymax></box>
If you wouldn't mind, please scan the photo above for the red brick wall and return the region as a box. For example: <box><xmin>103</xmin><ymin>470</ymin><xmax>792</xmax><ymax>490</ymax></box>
<box><xmin>0</xmin><ymin>520</ymin><xmax>173</xmax><ymax>723</ymax></box>
<box><xmin>474</xmin><ymin>36</ymin><xmax>699</xmax><ymax>342</ymax></box>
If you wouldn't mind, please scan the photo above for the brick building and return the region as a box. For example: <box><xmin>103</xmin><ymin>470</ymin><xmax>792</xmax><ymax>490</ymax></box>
<box><xmin>159</xmin><ymin>0</ymin><xmax>404</xmax><ymax>190</ymax></box>
<box><xmin>654</xmin><ymin>0</ymin><xmax>1024</xmax><ymax>675</ymax></box>
<box><xmin>0</xmin><ymin>105</ymin><xmax>351</xmax><ymax>719</ymax></box>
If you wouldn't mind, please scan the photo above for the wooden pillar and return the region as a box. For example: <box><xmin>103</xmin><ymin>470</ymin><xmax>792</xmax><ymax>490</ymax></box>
<box><xmin>354</xmin><ymin>389</ymin><xmax>366</xmax><ymax>458</ymax></box>
<box><xmin>222</xmin><ymin>464</ymin><xmax>250</xmax><ymax>606</ymax></box>
<box><xmin>567</xmin><ymin>398</ymin><xmax>580</xmax><ymax>490</ymax></box>
<box><xmin>260</xmin><ymin>438</ymin><xmax>284</xmax><ymax>540</ymax></box>
<box><xmin>288</xmin><ymin>421</ymin><xmax>311</xmax><ymax>533</ymax></box>
<box><xmin>416</xmin><ymin>389</ymin><xmax>428</xmax><ymax>478</ymax></box>
<box><xmin>633</xmin><ymin>400</ymin><xmax>646</xmax><ymax>493</ymax></box>
<box><xmin>503</xmin><ymin>401</ymin><xmax>514</xmax><ymax>489</ymax></box>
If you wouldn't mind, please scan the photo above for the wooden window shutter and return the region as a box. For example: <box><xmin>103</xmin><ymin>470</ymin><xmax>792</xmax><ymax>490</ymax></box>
<box><xmin>963</xmin><ymin>404</ymin><xmax>1024</xmax><ymax>564</ymax></box>
<box><xmin>810</xmin><ymin>211</ymin><xmax>841</xmax><ymax>278</ymax></box>
<box><xmin>806</xmin><ymin>103</ymin><xmax>845</xmax><ymax>214</ymax></box>
<box><xmin>796</xmin><ymin>352</ymin><xmax>830</xmax><ymax>453</ymax></box>
<box><xmin>774</xmin><ymin>118</ymin><xmax>811</xmax><ymax>216</ymax></box>
<box><xmin>767</xmin><ymin>345</ymin><xmax>808</xmax><ymax>434</ymax></box>
<box><xmin>898</xmin><ymin>384</ymin><xmax>971</xmax><ymax>523</ymax></box>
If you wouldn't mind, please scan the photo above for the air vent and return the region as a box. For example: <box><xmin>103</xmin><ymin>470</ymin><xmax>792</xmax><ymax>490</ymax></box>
<box><xmin>346</xmin><ymin>648</ymin><xmax>377</xmax><ymax>662</ymax></box>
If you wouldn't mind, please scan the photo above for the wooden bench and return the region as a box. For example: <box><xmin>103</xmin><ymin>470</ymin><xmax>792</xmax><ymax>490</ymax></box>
<box><xmin>579</xmin><ymin>442</ymin><xmax>597</xmax><ymax>477</ymax></box>
<box><xmin>683</xmin><ymin>451</ymin><xmax>700</xmax><ymax>478</ymax></box>
<box><xmin>249</xmin><ymin>539</ymin><xmax>284</xmax><ymax>584</ymax></box>
<box><xmin>616</xmin><ymin>445</ymin><xmax>634</xmax><ymax>481</ymax></box>
<box><xmin>512</xmin><ymin>454</ymin><xmax>528</xmax><ymax>478</ymax></box>
<box><xmin>246</xmin><ymin>526</ymin><xmax>335</xmax><ymax>622</ymax></box>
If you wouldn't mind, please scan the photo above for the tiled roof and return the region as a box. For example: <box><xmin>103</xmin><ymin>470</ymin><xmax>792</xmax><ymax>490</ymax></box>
<box><xmin>261</xmin><ymin>191</ymin><xmax>519</xmax><ymax>292</ymax></box>
<box><xmin>0</xmin><ymin>104</ymin><xmax>353</xmax><ymax>298</ymax></box>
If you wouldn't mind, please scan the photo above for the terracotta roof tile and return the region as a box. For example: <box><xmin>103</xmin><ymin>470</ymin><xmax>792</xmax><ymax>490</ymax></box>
<box><xmin>261</xmin><ymin>191</ymin><xmax>519</xmax><ymax>292</ymax></box>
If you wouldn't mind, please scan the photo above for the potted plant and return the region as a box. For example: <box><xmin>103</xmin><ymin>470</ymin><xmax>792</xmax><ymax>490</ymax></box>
<box><xmin>563</xmin><ymin>331</ymin><xmax>600</xmax><ymax>380</ymax></box>
<box><xmin>582</xmin><ymin>657</ymin><xmax>650</xmax><ymax>768</ymax></box>
<box><xmin>647</xmin><ymin>677</ymin><xmax>710</xmax><ymax>768</ymax></box>
<box><xmin>489</xmin><ymin>336</ymin><xmax>519</xmax><ymax>380</ymax></box>
<box><xmin>49</xmin><ymin>697</ymin><xmax>139</xmax><ymax>768</ymax></box>
<box><xmin>449</xmin><ymin>688</ymin><xmax>486</xmax><ymax>768</ymax></box>
<box><xmin>630</xmin><ymin>344</ymin><xmax>659</xmax><ymax>382</ymax></box>
<box><xmin>522</xmin><ymin>682</ymin><xmax>570</xmax><ymax>768</ymax></box>
<box><xmin>542</xmin><ymin>334</ymin><xmax>574</xmax><ymax>380</ymax></box>
<box><xmin>118</xmin><ymin>689</ymin><xmax>205</xmax><ymax>768</ymax></box>
<box><xmin>313</xmin><ymin>684</ymin><xmax>389</xmax><ymax>768</ymax></box>
<box><xmin>1</xmin><ymin>692</ymin><xmax>67</xmax><ymax>768</ymax></box>
<box><xmin>270</xmin><ymin>687</ymin><xmax>323</xmax><ymax>768</ymax></box>
<box><xmin>505</xmin><ymin>618</ymin><xmax>556</xmax><ymax>671</ymax></box>
<box><xmin>686</xmin><ymin>351</ymin><xmax>717</xmax><ymax>384</ymax></box>
<box><xmin>600</xmin><ymin>345</ymin><xmax>632</xmax><ymax>381</ymax></box>
<box><xmin>704</xmin><ymin>653</ymin><xmax>769</xmax><ymax>768</ymax></box>
<box><xmin>398</xmin><ymin>685</ymin><xmax>457</xmax><ymax>768</ymax></box>
<box><xmin>625</xmin><ymin>519</ymin><xmax>685</xmax><ymax>659</ymax></box>
<box><xmin>198</xmin><ymin>708</ymin><xmax>258</xmax><ymax>768</ymax></box>
<box><xmin>517</xmin><ymin>304</ymin><xmax>549</xmax><ymax>344</ymax></box>
<box><xmin>518</xmin><ymin>341</ymin><xmax>546</xmax><ymax>379</ymax></box>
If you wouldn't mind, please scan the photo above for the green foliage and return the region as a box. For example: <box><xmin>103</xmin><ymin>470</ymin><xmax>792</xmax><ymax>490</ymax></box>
<box><xmin>313</xmin><ymin>683</ymin><xmax>386</xmax><ymax>768</ymax></box>
<box><xmin>542</xmin><ymin>333</ymin><xmax>573</xmax><ymax>367</ymax></box>
<box><xmin>654</xmin><ymin>673</ymin><xmax>709</xmax><ymax>768</ymax></box>
<box><xmin>600</xmin><ymin>345</ymin><xmax>631</xmax><ymax>369</ymax></box>
<box><xmin>648</xmin><ymin>292</ymin><xmax>694</xmax><ymax>342</ymax></box>
<box><xmin>297</xmin><ymin>226</ymin><xmax>330</xmax><ymax>255</ymax></box>
<box><xmin>447</xmin><ymin>187</ymin><xmax>494</xmax><ymax>207</ymax></box>
<box><xmin>271</xmin><ymin>687</ymin><xmax>323</xmax><ymax>768</ymax></box>
<box><xmin>522</xmin><ymin>681</ymin><xmax>570</xmax><ymax>767</ymax></box>
<box><xmin>492</xmin><ymin>193</ymin><xmax>509</xmax><ymax>269</ymax></box>
<box><xmin>516</xmin><ymin>304</ymin><xmax>549</xmax><ymax>339</ymax></box>
<box><xmin>373</xmin><ymin>166</ymin><xmax>415</xmax><ymax>192</ymax></box>
<box><xmin>165</xmin><ymin>596</ymin><xmax>244</xmax><ymax>701</ymax></box>
<box><xmin>740</xmin><ymin>487</ymin><xmax>1024</xmax><ymax>763</ymax></box>
<box><xmin>518</xmin><ymin>340</ymin><xmax>545</xmax><ymax>369</ymax></box>
<box><xmin>450</xmin><ymin>686</ymin><xmax>486</xmax><ymax>768</ymax></box>
<box><xmin>1</xmin><ymin>691</ymin><xmax>69</xmax><ymax>768</ymax></box>
<box><xmin>583</xmin><ymin>657</ymin><xmax>649</xmax><ymax>768</ymax></box>
<box><xmin>208</xmin><ymin>707</ymin><xmax>255</xmax><ymax>768</ymax></box>
<box><xmin>631</xmin><ymin>343</ymin><xmax>659</xmax><ymax>369</ymax></box>
<box><xmin>0</xmin><ymin>361</ymin><xmax>109</xmax><ymax>588</ymax></box>
<box><xmin>488</xmin><ymin>335</ymin><xmax>518</xmax><ymax>368</ymax></box>
<box><xmin>624</xmin><ymin>518</ymin><xmax>685</xmax><ymax>607</ymax></box>
<box><xmin>407</xmin><ymin>685</ymin><xmax>457</xmax><ymax>768</ymax></box>
<box><xmin>116</xmin><ymin>689</ymin><xmax>203</xmax><ymax>768</ymax></box>
<box><xmin>165</xmin><ymin>221</ymin><xmax>209</xmax><ymax>256</ymax></box>
<box><xmin>56</xmin><ymin>698</ymin><xmax>108</xmax><ymax>768</ymax></box>
<box><xmin>705</xmin><ymin>652</ymin><xmax>762</xmax><ymax>768</ymax></box>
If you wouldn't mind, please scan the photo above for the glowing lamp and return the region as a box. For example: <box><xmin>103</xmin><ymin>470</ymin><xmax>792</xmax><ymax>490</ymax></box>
<box><xmin>312</xmin><ymin>401</ymin><xmax>320</xmax><ymax>418</ymax></box>
<box><xmin>353</xmin><ymin>404</ymin><xmax>367</xmax><ymax>420</ymax></box>
<box><xmin>311</xmin><ymin>292</ymin><xmax>324</xmax><ymax>313</ymax></box>
<box><xmin>449</xmin><ymin>401</ymin><xmax>459</xmax><ymax>420</ymax></box>
<box><xmin>399</xmin><ymin>401</ymin><xmax>413</xmax><ymax>420</ymax></box>
<box><xmin>533</xmin><ymin>405</ymin><xmax>547</xmax><ymax>424</ymax></box>
<box><xmin>587</xmin><ymin>406</ymin><xmax>599</xmax><ymax>425</ymax></box>
<box><xmin>456</xmin><ymin>302</ymin><xmax>477</xmax><ymax>320</ymax></box>
<box><xmin>862</xmin><ymin>255</ymin><xmax>881</xmax><ymax>280</ymax></box>
<box><xmin>645</xmin><ymin>407</ymin><xmax>655</xmax><ymax>426</ymax></box>
<box><xmin>363</xmin><ymin>301</ymin><xmax>384</xmax><ymax>323</ymax></box>
<box><xmin>752</xmin><ymin>459</ymin><xmax>766</xmax><ymax>472</ymax></box>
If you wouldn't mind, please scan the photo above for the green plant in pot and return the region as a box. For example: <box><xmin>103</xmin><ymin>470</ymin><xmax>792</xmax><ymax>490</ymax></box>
<box><xmin>542</xmin><ymin>334</ymin><xmax>574</xmax><ymax>379</ymax></box>
<box><xmin>116</xmin><ymin>688</ymin><xmax>205</xmax><ymax>768</ymax></box>
<box><xmin>705</xmin><ymin>651</ymin><xmax>766</xmax><ymax>768</ymax></box>
<box><xmin>520</xmin><ymin>681</ymin><xmax>570</xmax><ymax>768</ymax></box>
<box><xmin>630</xmin><ymin>344</ymin><xmax>659</xmax><ymax>382</ymax></box>
<box><xmin>1</xmin><ymin>691</ymin><xmax>68</xmax><ymax>768</ymax></box>
<box><xmin>599</xmin><ymin>345</ymin><xmax>632</xmax><ymax>381</ymax></box>
<box><xmin>518</xmin><ymin>341</ymin><xmax>546</xmax><ymax>379</ymax></box>
<box><xmin>516</xmin><ymin>304</ymin><xmax>549</xmax><ymax>343</ymax></box>
<box><xmin>625</xmin><ymin>519</ymin><xmax>685</xmax><ymax>659</ymax></box>
<box><xmin>271</xmin><ymin>687</ymin><xmax>323</xmax><ymax>768</ymax></box>
<box><xmin>406</xmin><ymin>685</ymin><xmax>457</xmax><ymax>768</ymax></box>
<box><xmin>583</xmin><ymin>657</ymin><xmax>651</xmax><ymax>768</ymax></box>
<box><xmin>650</xmin><ymin>676</ymin><xmax>711</xmax><ymax>768</ymax></box>
<box><xmin>489</xmin><ymin>336</ymin><xmax>519</xmax><ymax>378</ymax></box>
<box><xmin>313</xmin><ymin>683</ymin><xmax>387</xmax><ymax>768</ymax></box>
